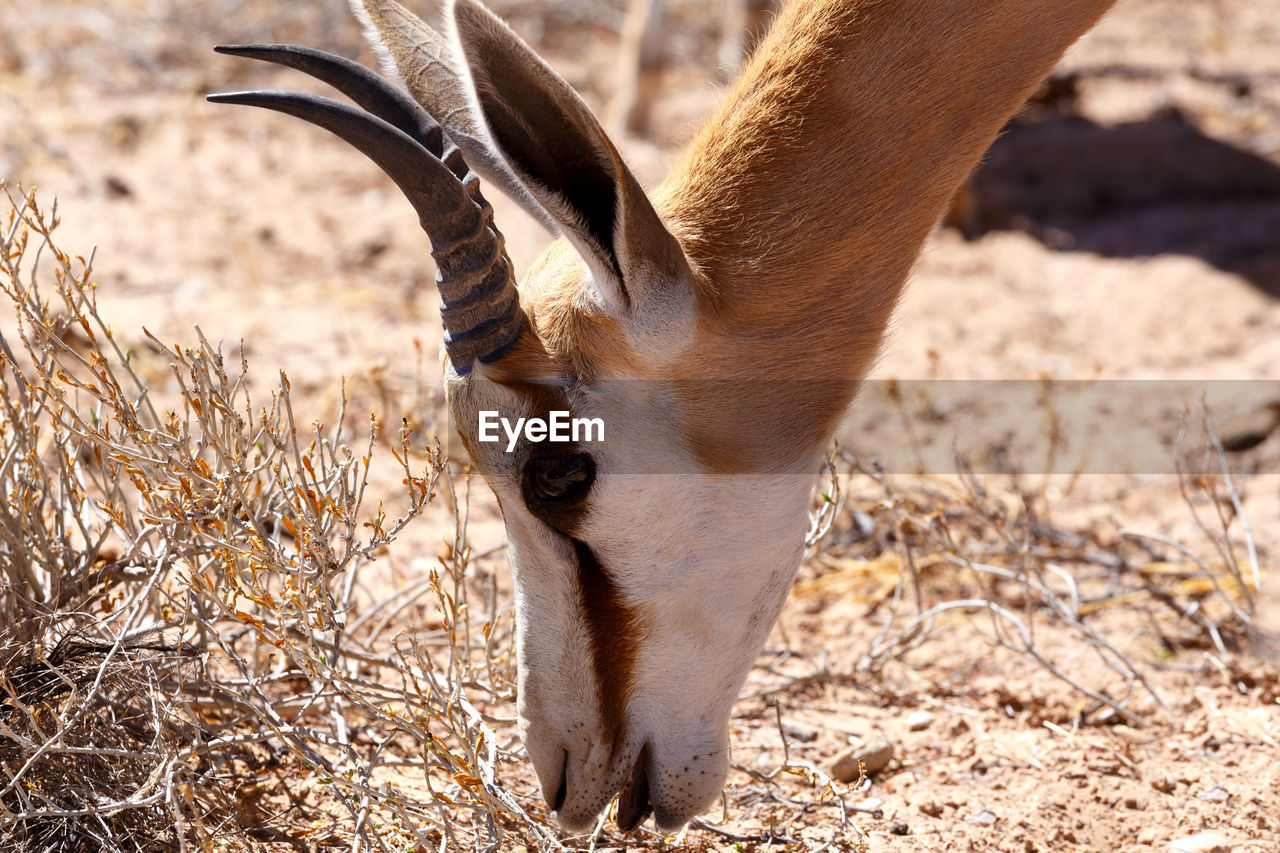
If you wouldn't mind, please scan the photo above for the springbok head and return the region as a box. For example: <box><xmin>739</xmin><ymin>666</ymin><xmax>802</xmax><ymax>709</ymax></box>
<box><xmin>211</xmin><ymin>0</ymin><xmax>1118</xmax><ymax>832</ymax></box>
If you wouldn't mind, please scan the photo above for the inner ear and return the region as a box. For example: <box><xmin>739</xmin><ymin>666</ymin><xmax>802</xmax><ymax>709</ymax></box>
<box><xmin>468</xmin><ymin>57</ymin><xmax>624</xmax><ymax>285</ymax></box>
<box><xmin>449</xmin><ymin>0</ymin><xmax>631</xmax><ymax>291</ymax></box>
<box><xmin>448</xmin><ymin>0</ymin><xmax>696</xmax><ymax>339</ymax></box>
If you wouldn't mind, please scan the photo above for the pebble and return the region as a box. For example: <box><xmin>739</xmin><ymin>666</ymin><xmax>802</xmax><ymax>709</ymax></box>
<box><xmin>906</xmin><ymin>710</ymin><xmax>936</xmax><ymax>731</ymax></box>
<box><xmin>1197</xmin><ymin>785</ymin><xmax>1231</xmax><ymax>802</ymax></box>
<box><xmin>919</xmin><ymin>798</ymin><xmax>944</xmax><ymax>817</ymax></box>
<box><xmin>830</xmin><ymin>737</ymin><xmax>895</xmax><ymax>782</ymax></box>
<box><xmin>1168</xmin><ymin>832</ymin><xmax>1232</xmax><ymax>853</ymax></box>
<box><xmin>965</xmin><ymin>807</ymin><xmax>998</xmax><ymax>826</ymax></box>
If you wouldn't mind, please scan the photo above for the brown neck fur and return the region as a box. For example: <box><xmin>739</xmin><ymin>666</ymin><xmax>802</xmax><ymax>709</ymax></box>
<box><xmin>658</xmin><ymin>0</ymin><xmax>1115</xmax><ymax>378</ymax></box>
<box><xmin>650</xmin><ymin>0</ymin><xmax>1117</xmax><ymax>470</ymax></box>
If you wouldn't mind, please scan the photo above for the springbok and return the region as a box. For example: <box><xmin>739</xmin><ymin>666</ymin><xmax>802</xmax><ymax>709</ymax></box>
<box><xmin>211</xmin><ymin>0</ymin><xmax>1119</xmax><ymax>833</ymax></box>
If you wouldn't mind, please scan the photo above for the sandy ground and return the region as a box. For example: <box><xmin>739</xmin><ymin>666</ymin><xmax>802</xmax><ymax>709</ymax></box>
<box><xmin>2</xmin><ymin>0</ymin><xmax>1278</xmax><ymax>850</ymax></box>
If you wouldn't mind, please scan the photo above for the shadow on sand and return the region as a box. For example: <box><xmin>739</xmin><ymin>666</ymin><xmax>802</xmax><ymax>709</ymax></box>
<box><xmin>949</xmin><ymin>77</ymin><xmax>1280</xmax><ymax>298</ymax></box>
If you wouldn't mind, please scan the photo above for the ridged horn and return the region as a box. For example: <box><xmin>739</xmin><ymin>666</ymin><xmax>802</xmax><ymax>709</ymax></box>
<box><xmin>208</xmin><ymin>45</ymin><xmax>526</xmax><ymax>373</ymax></box>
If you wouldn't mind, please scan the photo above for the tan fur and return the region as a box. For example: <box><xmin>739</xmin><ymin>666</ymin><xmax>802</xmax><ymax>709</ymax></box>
<box><xmin>508</xmin><ymin>240</ymin><xmax>645</xmax><ymax>383</ymax></box>
<box><xmin>637</xmin><ymin>0</ymin><xmax>1117</xmax><ymax>471</ymax></box>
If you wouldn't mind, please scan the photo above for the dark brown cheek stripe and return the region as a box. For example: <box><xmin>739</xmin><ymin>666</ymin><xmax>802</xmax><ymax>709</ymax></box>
<box><xmin>571</xmin><ymin>539</ymin><xmax>639</xmax><ymax>750</ymax></box>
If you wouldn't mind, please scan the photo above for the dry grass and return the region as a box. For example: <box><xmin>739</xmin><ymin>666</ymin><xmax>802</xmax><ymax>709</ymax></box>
<box><xmin>0</xmin><ymin>186</ymin><xmax>547</xmax><ymax>851</ymax></box>
<box><xmin>797</xmin><ymin>440</ymin><xmax>1263</xmax><ymax>728</ymax></box>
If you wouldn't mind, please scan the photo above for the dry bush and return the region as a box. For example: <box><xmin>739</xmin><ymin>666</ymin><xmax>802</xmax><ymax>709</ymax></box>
<box><xmin>801</xmin><ymin>440</ymin><xmax>1264</xmax><ymax>727</ymax></box>
<box><xmin>0</xmin><ymin>186</ymin><xmax>561</xmax><ymax>851</ymax></box>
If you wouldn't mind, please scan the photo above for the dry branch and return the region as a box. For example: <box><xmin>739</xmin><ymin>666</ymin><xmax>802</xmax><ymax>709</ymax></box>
<box><xmin>0</xmin><ymin>186</ymin><xmax>554</xmax><ymax>851</ymax></box>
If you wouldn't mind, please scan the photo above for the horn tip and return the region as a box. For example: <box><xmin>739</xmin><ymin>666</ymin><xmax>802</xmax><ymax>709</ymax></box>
<box><xmin>205</xmin><ymin>90</ymin><xmax>283</xmax><ymax>106</ymax></box>
<box><xmin>213</xmin><ymin>44</ymin><xmax>302</xmax><ymax>59</ymax></box>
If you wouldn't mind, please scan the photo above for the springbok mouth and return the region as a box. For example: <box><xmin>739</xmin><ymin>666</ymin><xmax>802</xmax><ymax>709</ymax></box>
<box><xmin>552</xmin><ymin>749</ymin><xmax>568</xmax><ymax>812</ymax></box>
<box><xmin>615</xmin><ymin>742</ymin><xmax>653</xmax><ymax>832</ymax></box>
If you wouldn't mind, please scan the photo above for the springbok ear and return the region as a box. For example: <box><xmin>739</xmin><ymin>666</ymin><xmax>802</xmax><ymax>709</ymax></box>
<box><xmin>448</xmin><ymin>0</ymin><xmax>693</xmax><ymax>324</ymax></box>
<box><xmin>350</xmin><ymin>0</ymin><xmax>558</xmax><ymax>233</ymax></box>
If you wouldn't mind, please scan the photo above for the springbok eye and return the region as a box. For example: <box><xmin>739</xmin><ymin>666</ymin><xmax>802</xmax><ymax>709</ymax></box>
<box><xmin>526</xmin><ymin>453</ymin><xmax>595</xmax><ymax>504</ymax></box>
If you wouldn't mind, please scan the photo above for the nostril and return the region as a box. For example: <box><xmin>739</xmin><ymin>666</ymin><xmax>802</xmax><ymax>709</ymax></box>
<box><xmin>551</xmin><ymin>748</ymin><xmax>568</xmax><ymax>812</ymax></box>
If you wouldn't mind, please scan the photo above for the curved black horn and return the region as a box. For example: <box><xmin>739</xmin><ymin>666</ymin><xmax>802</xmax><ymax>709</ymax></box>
<box><xmin>208</xmin><ymin>45</ymin><xmax>526</xmax><ymax>372</ymax></box>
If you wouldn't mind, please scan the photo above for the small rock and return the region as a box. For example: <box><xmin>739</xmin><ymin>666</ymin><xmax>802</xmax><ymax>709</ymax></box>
<box><xmin>1197</xmin><ymin>785</ymin><xmax>1230</xmax><ymax>802</ymax></box>
<box><xmin>830</xmin><ymin>737</ymin><xmax>894</xmax><ymax>782</ymax></box>
<box><xmin>1168</xmin><ymin>832</ymin><xmax>1232</xmax><ymax>853</ymax></box>
<box><xmin>103</xmin><ymin>175</ymin><xmax>133</xmax><ymax>198</ymax></box>
<box><xmin>889</xmin><ymin>821</ymin><xmax>910</xmax><ymax>836</ymax></box>
<box><xmin>965</xmin><ymin>808</ymin><xmax>998</xmax><ymax>826</ymax></box>
<box><xmin>1219</xmin><ymin>402</ymin><xmax>1280</xmax><ymax>453</ymax></box>
<box><xmin>1151</xmin><ymin>776</ymin><xmax>1177</xmax><ymax>794</ymax></box>
<box><xmin>906</xmin><ymin>710</ymin><xmax>936</xmax><ymax>731</ymax></box>
<box><xmin>919</xmin><ymin>798</ymin><xmax>944</xmax><ymax>817</ymax></box>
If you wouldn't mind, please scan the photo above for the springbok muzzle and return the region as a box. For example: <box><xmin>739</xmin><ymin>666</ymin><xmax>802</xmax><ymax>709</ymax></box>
<box><xmin>207</xmin><ymin>44</ymin><xmax>526</xmax><ymax>373</ymax></box>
